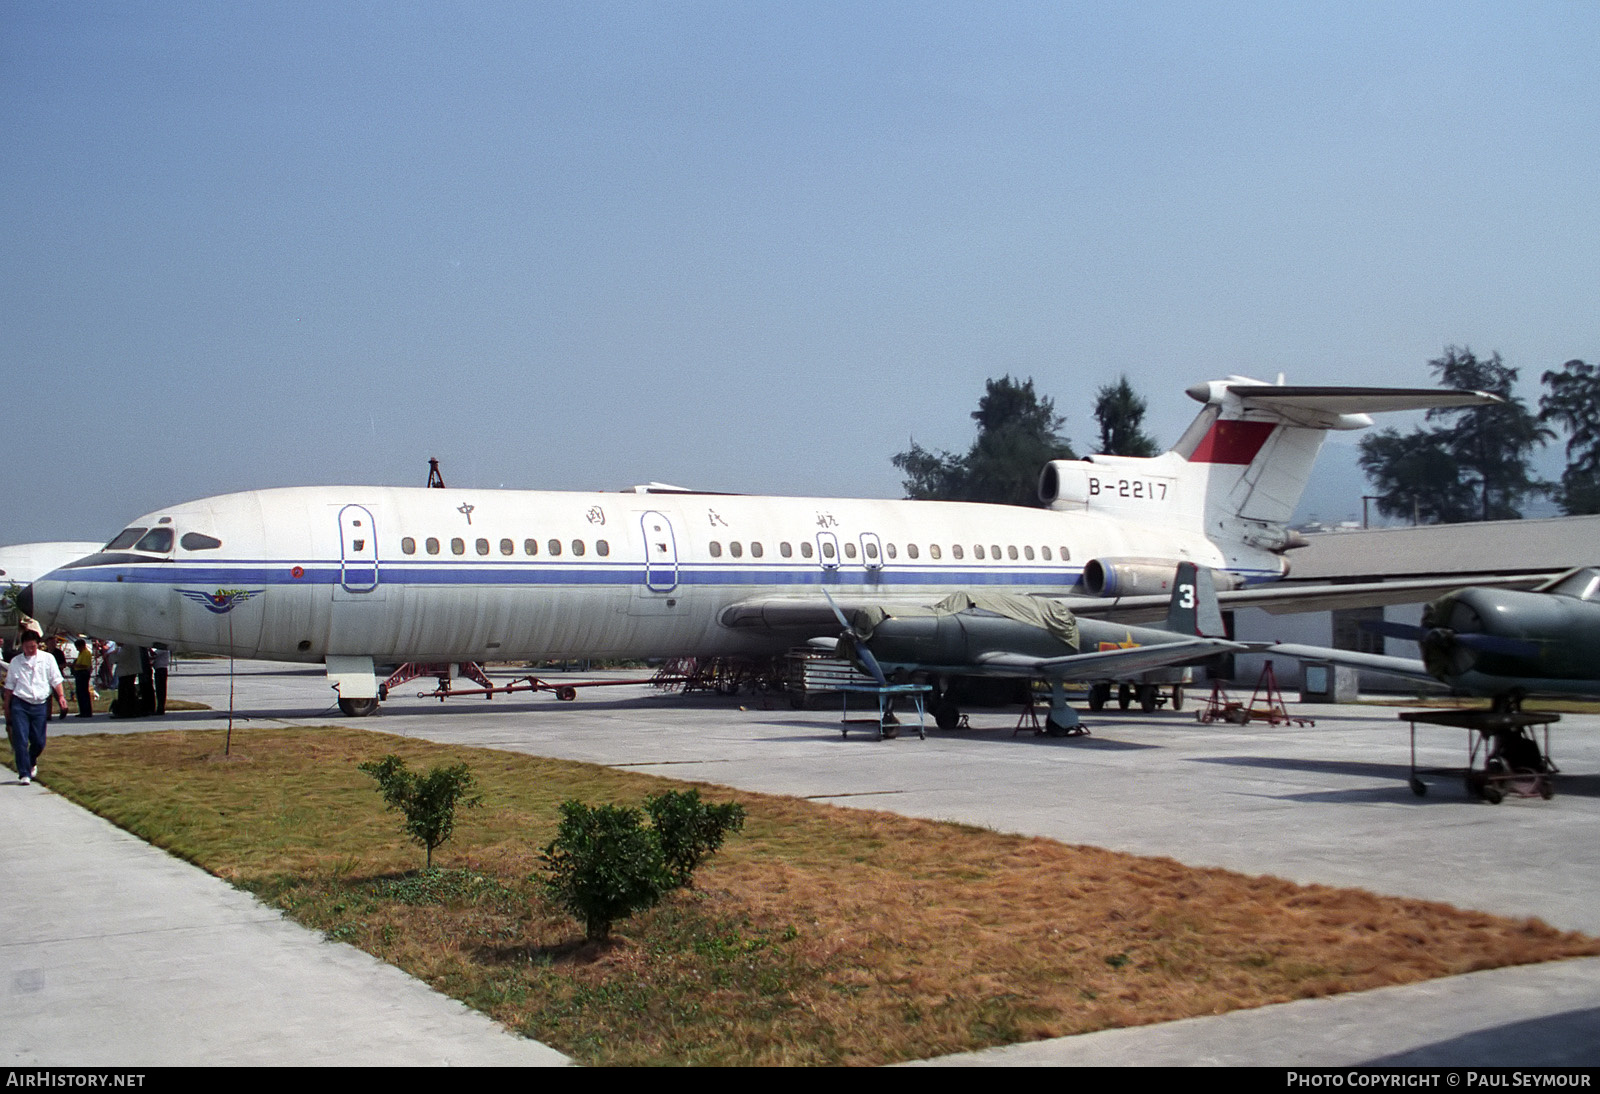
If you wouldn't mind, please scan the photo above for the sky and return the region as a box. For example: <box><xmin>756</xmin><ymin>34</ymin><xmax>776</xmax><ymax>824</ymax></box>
<box><xmin>3</xmin><ymin>1</ymin><xmax>1597</xmax><ymax>544</ymax></box>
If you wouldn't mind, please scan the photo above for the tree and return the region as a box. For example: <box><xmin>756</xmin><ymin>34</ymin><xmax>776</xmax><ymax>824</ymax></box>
<box><xmin>540</xmin><ymin>801</ymin><xmax>671</xmax><ymax>942</ymax></box>
<box><xmin>1358</xmin><ymin>346</ymin><xmax>1549</xmax><ymax>524</ymax></box>
<box><xmin>645</xmin><ymin>789</ymin><xmax>746</xmax><ymax>890</ymax></box>
<box><xmin>892</xmin><ymin>376</ymin><xmax>1076</xmax><ymax>506</ymax></box>
<box><xmin>1092</xmin><ymin>375</ymin><xmax>1159</xmax><ymax>457</ymax></box>
<box><xmin>1425</xmin><ymin>347</ymin><xmax>1550</xmax><ymax>521</ymax></box>
<box><xmin>358</xmin><ymin>755</ymin><xmax>483</xmax><ymax>870</ymax></box>
<box><xmin>1357</xmin><ymin>425</ymin><xmax>1479</xmax><ymax>524</ymax></box>
<box><xmin>1539</xmin><ymin>359</ymin><xmax>1600</xmax><ymax>515</ymax></box>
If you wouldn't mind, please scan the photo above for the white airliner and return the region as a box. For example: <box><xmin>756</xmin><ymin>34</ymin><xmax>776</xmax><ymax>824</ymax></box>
<box><xmin>21</xmin><ymin>377</ymin><xmax>1495</xmax><ymax>719</ymax></box>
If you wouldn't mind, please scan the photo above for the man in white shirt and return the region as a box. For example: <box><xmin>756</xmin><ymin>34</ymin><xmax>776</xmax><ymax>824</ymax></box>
<box><xmin>5</xmin><ymin>629</ymin><xmax>66</xmax><ymax>785</ymax></box>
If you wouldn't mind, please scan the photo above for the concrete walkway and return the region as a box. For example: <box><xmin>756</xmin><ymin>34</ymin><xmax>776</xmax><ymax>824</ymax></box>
<box><xmin>0</xmin><ymin>772</ymin><xmax>568</xmax><ymax>1067</ymax></box>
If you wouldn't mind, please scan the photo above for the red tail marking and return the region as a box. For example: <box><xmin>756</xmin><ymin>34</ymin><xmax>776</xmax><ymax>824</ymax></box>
<box><xmin>1188</xmin><ymin>420</ymin><xmax>1275</xmax><ymax>464</ymax></box>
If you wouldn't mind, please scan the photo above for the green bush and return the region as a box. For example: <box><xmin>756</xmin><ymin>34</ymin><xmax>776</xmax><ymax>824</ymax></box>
<box><xmin>540</xmin><ymin>801</ymin><xmax>671</xmax><ymax>941</ymax></box>
<box><xmin>358</xmin><ymin>755</ymin><xmax>482</xmax><ymax>869</ymax></box>
<box><xmin>645</xmin><ymin>789</ymin><xmax>746</xmax><ymax>889</ymax></box>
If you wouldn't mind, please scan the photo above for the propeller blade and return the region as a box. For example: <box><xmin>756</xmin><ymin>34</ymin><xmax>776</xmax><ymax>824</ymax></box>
<box><xmin>1360</xmin><ymin>619</ymin><xmax>1428</xmax><ymax>642</ymax></box>
<box><xmin>1455</xmin><ymin>632</ymin><xmax>1541</xmax><ymax>659</ymax></box>
<box><xmin>820</xmin><ymin>588</ymin><xmax>890</xmax><ymax>687</ymax></box>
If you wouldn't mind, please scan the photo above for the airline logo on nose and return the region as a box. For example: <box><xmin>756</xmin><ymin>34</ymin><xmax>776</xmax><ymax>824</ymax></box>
<box><xmin>179</xmin><ymin>588</ymin><xmax>265</xmax><ymax>614</ymax></box>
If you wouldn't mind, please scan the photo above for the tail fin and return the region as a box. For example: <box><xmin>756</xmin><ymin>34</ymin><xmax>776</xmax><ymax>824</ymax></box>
<box><xmin>1164</xmin><ymin>562</ymin><xmax>1226</xmax><ymax>638</ymax></box>
<box><xmin>1039</xmin><ymin>377</ymin><xmax>1498</xmax><ymax>552</ymax></box>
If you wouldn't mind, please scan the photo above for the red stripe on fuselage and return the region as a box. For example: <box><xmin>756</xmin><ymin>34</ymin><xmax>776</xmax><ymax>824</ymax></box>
<box><xmin>1187</xmin><ymin>420</ymin><xmax>1276</xmax><ymax>464</ymax></box>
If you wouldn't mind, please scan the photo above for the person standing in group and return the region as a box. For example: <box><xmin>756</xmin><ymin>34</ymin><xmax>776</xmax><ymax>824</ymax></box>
<box><xmin>71</xmin><ymin>638</ymin><xmax>94</xmax><ymax>718</ymax></box>
<box><xmin>4</xmin><ymin>629</ymin><xmax>67</xmax><ymax>785</ymax></box>
<box><xmin>151</xmin><ymin>644</ymin><xmax>169</xmax><ymax>716</ymax></box>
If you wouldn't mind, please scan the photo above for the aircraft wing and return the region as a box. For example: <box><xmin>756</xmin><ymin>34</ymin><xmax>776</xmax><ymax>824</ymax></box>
<box><xmin>720</xmin><ymin>573</ymin><xmax>1559</xmax><ymax>632</ymax></box>
<box><xmin>1066</xmin><ymin>573</ymin><xmax>1561</xmax><ymax>624</ymax></box>
<box><xmin>973</xmin><ymin>637</ymin><xmax>1244</xmax><ymax>679</ymax></box>
<box><xmin>1265</xmin><ymin>643</ymin><xmax>1435</xmax><ymax>683</ymax></box>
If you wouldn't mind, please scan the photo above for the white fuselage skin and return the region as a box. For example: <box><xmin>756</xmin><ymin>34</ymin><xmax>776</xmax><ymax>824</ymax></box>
<box><xmin>27</xmin><ymin>485</ymin><xmax>1281</xmax><ymax>665</ymax></box>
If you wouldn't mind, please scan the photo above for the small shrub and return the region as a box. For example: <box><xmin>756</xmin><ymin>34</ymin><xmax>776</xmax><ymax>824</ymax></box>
<box><xmin>645</xmin><ymin>789</ymin><xmax>746</xmax><ymax>889</ymax></box>
<box><xmin>358</xmin><ymin>755</ymin><xmax>482</xmax><ymax>869</ymax></box>
<box><xmin>540</xmin><ymin>801</ymin><xmax>671</xmax><ymax>941</ymax></box>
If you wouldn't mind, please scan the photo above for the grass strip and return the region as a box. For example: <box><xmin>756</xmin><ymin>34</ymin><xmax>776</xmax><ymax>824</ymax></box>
<box><xmin>32</xmin><ymin>726</ymin><xmax>1600</xmax><ymax>1066</ymax></box>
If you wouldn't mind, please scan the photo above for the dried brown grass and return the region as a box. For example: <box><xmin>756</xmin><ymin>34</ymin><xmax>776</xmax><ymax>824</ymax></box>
<box><xmin>36</xmin><ymin>726</ymin><xmax>1600</xmax><ymax>1066</ymax></box>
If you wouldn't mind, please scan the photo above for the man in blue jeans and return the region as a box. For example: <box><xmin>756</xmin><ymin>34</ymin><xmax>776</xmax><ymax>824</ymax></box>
<box><xmin>4</xmin><ymin>629</ymin><xmax>67</xmax><ymax>786</ymax></box>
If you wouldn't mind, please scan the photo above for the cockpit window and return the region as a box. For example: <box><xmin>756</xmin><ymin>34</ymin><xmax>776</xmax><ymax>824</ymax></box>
<box><xmin>1546</xmin><ymin>567</ymin><xmax>1600</xmax><ymax>602</ymax></box>
<box><xmin>132</xmin><ymin>528</ymin><xmax>174</xmax><ymax>553</ymax></box>
<box><xmin>106</xmin><ymin>528</ymin><xmax>147</xmax><ymax>550</ymax></box>
<box><xmin>180</xmin><ymin>533</ymin><xmax>223</xmax><ymax>551</ymax></box>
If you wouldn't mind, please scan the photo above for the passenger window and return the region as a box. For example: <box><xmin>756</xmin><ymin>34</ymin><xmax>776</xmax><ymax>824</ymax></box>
<box><xmin>426</xmin><ymin>537</ymin><xmax>440</xmax><ymax>555</ymax></box>
<box><xmin>750</xmin><ymin>542</ymin><xmax>763</xmax><ymax>558</ymax></box>
<box><xmin>1061</xmin><ymin>546</ymin><xmax>1070</xmax><ymax>560</ymax></box>
<box><xmin>181</xmin><ymin>533</ymin><xmax>223</xmax><ymax>551</ymax></box>
<box><xmin>133</xmin><ymin>528</ymin><xmax>173</xmax><ymax>553</ymax></box>
<box><xmin>730</xmin><ymin>542</ymin><xmax>743</xmax><ymax>558</ymax></box>
<box><xmin>572</xmin><ymin>540</ymin><xmax>585</xmax><ymax>556</ymax></box>
<box><xmin>821</xmin><ymin>542</ymin><xmax>836</xmax><ymax>559</ymax></box>
<box><xmin>843</xmin><ymin>543</ymin><xmax>857</xmax><ymax>559</ymax></box>
<box><xmin>451</xmin><ymin>538</ymin><xmax>465</xmax><ymax>556</ymax></box>
<box><xmin>780</xmin><ymin>542</ymin><xmax>793</xmax><ymax>558</ymax></box>
<box><xmin>548</xmin><ymin>539</ymin><xmax>562</xmax><ymax>556</ymax></box>
<box><xmin>930</xmin><ymin>544</ymin><xmax>942</xmax><ymax>560</ymax></box>
<box><xmin>524</xmin><ymin>538</ymin><xmax>538</xmax><ymax>556</ymax></box>
<box><xmin>885</xmin><ymin>543</ymin><xmax>895</xmax><ymax>559</ymax></box>
<box><xmin>1008</xmin><ymin>545</ymin><xmax>1018</xmax><ymax>560</ymax></box>
<box><xmin>1024</xmin><ymin>545</ymin><xmax>1035</xmax><ymax>561</ymax></box>
<box><xmin>865</xmin><ymin>542</ymin><xmax>878</xmax><ymax>559</ymax></box>
<box><xmin>907</xmin><ymin>544</ymin><xmax>919</xmax><ymax>560</ymax></box>
<box><xmin>953</xmin><ymin>545</ymin><xmax>964</xmax><ymax>560</ymax></box>
<box><xmin>106</xmin><ymin>528</ymin><xmax>147</xmax><ymax>551</ymax></box>
<box><xmin>596</xmin><ymin>540</ymin><xmax>609</xmax><ymax>556</ymax></box>
<box><xmin>401</xmin><ymin>537</ymin><xmax>416</xmax><ymax>555</ymax></box>
<box><xmin>710</xmin><ymin>542</ymin><xmax>723</xmax><ymax>558</ymax></box>
<box><xmin>1042</xmin><ymin>546</ymin><xmax>1052</xmax><ymax>561</ymax></box>
<box><xmin>991</xmin><ymin>544</ymin><xmax>1001</xmax><ymax>559</ymax></box>
<box><xmin>500</xmin><ymin>539</ymin><xmax>514</xmax><ymax>556</ymax></box>
<box><xmin>476</xmin><ymin>538</ymin><xmax>490</xmax><ymax>556</ymax></box>
<box><xmin>800</xmin><ymin>542</ymin><xmax>814</xmax><ymax>559</ymax></box>
<box><xmin>973</xmin><ymin>545</ymin><xmax>984</xmax><ymax>560</ymax></box>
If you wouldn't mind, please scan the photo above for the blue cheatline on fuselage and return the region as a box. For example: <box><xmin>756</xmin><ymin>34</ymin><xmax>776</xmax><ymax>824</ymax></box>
<box><xmin>42</xmin><ymin>559</ymin><xmax>1284</xmax><ymax>591</ymax></box>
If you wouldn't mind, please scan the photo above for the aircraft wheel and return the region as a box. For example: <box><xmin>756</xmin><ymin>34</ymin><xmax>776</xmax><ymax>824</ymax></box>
<box><xmin>1138</xmin><ymin>684</ymin><xmax>1158</xmax><ymax>713</ymax></box>
<box><xmin>1087</xmin><ymin>683</ymin><xmax>1109</xmax><ymax>711</ymax></box>
<box><xmin>1409</xmin><ymin>777</ymin><xmax>1427</xmax><ymax>797</ymax></box>
<box><xmin>932</xmin><ymin>701</ymin><xmax>960</xmax><ymax>731</ymax></box>
<box><xmin>1539</xmin><ymin>778</ymin><xmax>1555</xmax><ymax>801</ymax></box>
<box><xmin>1117</xmin><ymin>683</ymin><xmax>1133</xmax><ymax>710</ymax></box>
<box><xmin>1481</xmin><ymin>784</ymin><xmax>1504</xmax><ymax>805</ymax></box>
<box><xmin>338</xmin><ymin>697</ymin><xmax>380</xmax><ymax>717</ymax></box>
<box><xmin>1171</xmin><ymin>686</ymin><xmax>1184</xmax><ymax>711</ymax></box>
